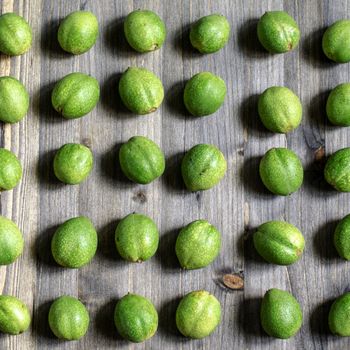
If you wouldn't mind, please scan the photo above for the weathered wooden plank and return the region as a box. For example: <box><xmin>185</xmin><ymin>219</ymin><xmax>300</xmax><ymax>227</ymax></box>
<box><xmin>243</xmin><ymin>1</ymin><xmax>350</xmax><ymax>350</ymax></box>
<box><xmin>0</xmin><ymin>0</ymin><xmax>41</xmax><ymax>350</ymax></box>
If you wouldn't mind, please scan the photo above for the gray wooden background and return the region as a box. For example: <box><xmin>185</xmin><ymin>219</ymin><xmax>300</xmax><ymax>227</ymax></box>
<box><xmin>0</xmin><ymin>0</ymin><xmax>350</xmax><ymax>349</ymax></box>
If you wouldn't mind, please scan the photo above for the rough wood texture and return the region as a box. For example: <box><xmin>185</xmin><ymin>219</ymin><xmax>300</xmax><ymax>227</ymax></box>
<box><xmin>1</xmin><ymin>0</ymin><xmax>350</xmax><ymax>349</ymax></box>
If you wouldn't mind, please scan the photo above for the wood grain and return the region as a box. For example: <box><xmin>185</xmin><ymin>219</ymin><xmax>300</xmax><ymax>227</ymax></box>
<box><xmin>1</xmin><ymin>0</ymin><xmax>350</xmax><ymax>349</ymax></box>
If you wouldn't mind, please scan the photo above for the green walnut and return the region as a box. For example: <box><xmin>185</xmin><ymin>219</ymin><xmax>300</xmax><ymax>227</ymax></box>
<box><xmin>322</xmin><ymin>20</ymin><xmax>350</xmax><ymax>63</ymax></box>
<box><xmin>0</xmin><ymin>295</ymin><xmax>31</xmax><ymax>335</ymax></box>
<box><xmin>175</xmin><ymin>220</ymin><xmax>221</xmax><ymax>270</ymax></box>
<box><xmin>52</xmin><ymin>72</ymin><xmax>100</xmax><ymax>119</ymax></box>
<box><xmin>326</xmin><ymin>83</ymin><xmax>350</xmax><ymax>126</ymax></box>
<box><xmin>124</xmin><ymin>10</ymin><xmax>166</xmax><ymax>53</ymax></box>
<box><xmin>334</xmin><ymin>214</ymin><xmax>350</xmax><ymax>259</ymax></box>
<box><xmin>261</xmin><ymin>288</ymin><xmax>302</xmax><ymax>339</ymax></box>
<box><xmin>176</xmin><ymin>290</ymin><xmax>221</xmax><ymax>339</ymax></box>
<box><xmin>258</xmin><ymin>86</ymin><xmax>302</xmax><ymax>133</ymax></box>
<box><xmin>0</xmin><ymin>216</ymin><xmax>23</xmax><ymax>265</ymax></box>
<box><xmin>58</xmin><ymin>11</ymin><xmax>99</xmax><ymax>55</ymax></box>
<box><xmin>0</xmin><ymin>76</ymin><xmax>29</xmax><ymax>123</ymax></box>
<box><xmin>49</xmin><ymin>296</ymin><xmax>89</xmax><ymax>340</ymax></box>
<box><xmin>259</xmin><ymin>148</ymin><xmax>303</xmax><ymax>196</ymax></box>
<box><xmin>183</xmin><ymin>72</ymin><xmax>226</xmax><ymax>116</ymax></box>
<box><xmin>324</xmin><ymin>147</ymin><xmax>350</xmax><ymax>192</ymax></box>
<box><xmin>190</xmin><ymin>14</ymin><xmax>230</xmax><ymax>54</ymax></box>
<box><xmin>0</xmin><ymin>148</ymin><xmax>22</xmax><ymax>191</ymax></box>
<box><xmin>329</xmin><ymin>292</ymin><xmax>350</xmax><ymax>336</ymax></box>
<box><xmin>114</xmin><ymin>293</ymin><xmax>158</xmax><ymax>342</ymax></box>
<box><xmin>119</xmin><ymin>67</ymin><xmax>164</xmax><ymax>114</ymax></box>
<box><xmin>253</xmin><ymin>221</ymin><xmax>305</xmax><ymax>265</ymax></box>
<box><xmin>181</xmin><ymin>144</ymin><xmax>227</xmax><ymax>191</ymax></box>
<box><xmin>53</xmin><ymin>143</ymin><xmax>93</xmax><ymax>185</ymax></box>
<box><xmin>115</xmin><ymin>213</ymin><xmax>159</xmax><ymax>262</ymax></box>
<box><xmin>51</xmin><ymin>216</ymin><xmax>98</xmax><ymax>268</ymax></box>
<box><xmin>257</xmin><ymin>11</ymin><xmax>300</xmax><ymax>53</ymax></box>
<box><xmin>0</xmin><ymin>13</ymin><xmax>32</xmax><ymax>56</ymax></box>
<box><xmin>119</xmin><ymin>136</ymin><xmax>165</xmax><ymax>184</ymax></box>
